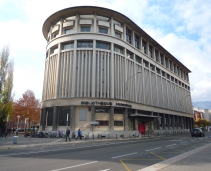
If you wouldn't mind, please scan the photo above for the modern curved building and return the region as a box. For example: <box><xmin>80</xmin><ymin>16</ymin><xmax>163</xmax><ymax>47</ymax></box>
<box><xmin>40</xmin><ymin>6</ymin><xmax>194</xmax><ymax>136</ymax></box>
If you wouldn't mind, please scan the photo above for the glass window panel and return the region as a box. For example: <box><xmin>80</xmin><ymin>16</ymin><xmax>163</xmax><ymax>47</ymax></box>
<box><xmin>99</xmin><ymin>28</ymin><xmax>108</xmax><ymax>34</ymax></box>
<box><xmin>96</xmin><ymin>41</ymin><xmax>110</xmax><ymax>50</ymax></box>
<box><xmin>62</xmin><ymin>43</ymin><xmax>74</xmax><ymax>50</ymax></box>
<box><xmin>81</xmin><ymin>27</ymin><xmax>91</xmax><ymax>32</ymax></box>
<box><xmin>65</xmin><ymin>28</ymin><xmax>73</xmax><ymax>34</ymax></box>
<box><xmin>114</xmin><ymin>45</ymin><xmax>123</xmax><ymax>54</ymax></box>
<box><xmin>115</xmin><ymin>32</ymin><xmax>121</xmax><ymax>39</ymax></box>
<box><xmin>77</xmin><ymin>41</ymin><xmax>93</xmax><ymax>48</ymax></box>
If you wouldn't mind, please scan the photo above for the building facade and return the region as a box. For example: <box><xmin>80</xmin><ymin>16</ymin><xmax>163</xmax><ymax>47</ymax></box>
<box><xmin>40</xmin><ymin>6</ymin><xmax>194</xmax><ymax>136</ymax></box>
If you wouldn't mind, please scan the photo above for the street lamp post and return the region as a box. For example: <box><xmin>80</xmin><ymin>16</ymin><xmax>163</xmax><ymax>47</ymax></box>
<box><xmin>66</xmin><ymin>113</ymin><xmax>69</xmax><ymax>127</ymax></box>
<box><xmin>17</xmin><ymin>115</ymin><xmax>20</xmax><ymax>130</ymax></box>
<box><xmin>125</xmin><ymin>70</ymin><xmax>142</xmax><ymax>100</ymax></box>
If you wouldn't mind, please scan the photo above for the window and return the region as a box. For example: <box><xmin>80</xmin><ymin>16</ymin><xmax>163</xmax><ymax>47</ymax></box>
<box><xmin>79</xmin><ymin>110</ymin><xmax>86</xmax><ymax>121</ymax></box>
<box><xmin>77</xmin><ymin>41</ymin><xmax>93</xmax><ymax>48</ymax></box>
<box><xmin>99</xmin><ymin>28</ymin><xmax>108</xmax><ymax>34</ymax></box>
<box><xmin>171</xmin><ymin>76</ymin><xmax>174</xmax><ymax>82</ymax></box>
<box><xmin>47</xmin><ymin>108</ymin><xmax>53</xmax><ymax>126</ymax></box>
<box><xmin>165</xmin><ymin>57</ymin><xmax>169</xmax><ymax>68</ymax></box>
<box><xmin>126</xmin><ymin>27</ymin><xmax>131</xmax><ymax>44</ymax></box>
<box><xmin>95</xmin><ymin>108</ymin><xmax>109</xmax><ymax>113</ymax></box>
<box><xmin>127</xmin><ymin>50</ymin><xmax>133</xmax><ymax>59</ymax></box>
<box><xmin>135</xmin><ymin>55</ymin><xmax>142</xmax><ymax>64</ymax></box>
<box><xmin>149</xmin><ymin>45</ymin><xmax>153</xmax><ymax>58</ymax></box>
<box><xmin>156</xmin><ymin>68</ymin><xmax>160</xmax><ymax>74</ymax></box>
<box><xmin>114</xmin><ymin>121</ymin><xmax>123</xmax><ymax>126</ymax></box>
<box><xmin>143</xmin><ymin>60</ymin><xmax>149</xmax><ymax>68</ymax></box>
<box><xmin>150</xmin><ymin>64</ymin><xmax>155</xmax><ymax>71</ymax></box>
<box><xmin>114</xmin><ymin>45</ymin><xmax>123</xmax><ymax>54</ymax></box>
<box><xmin>81</xmin><ymin>27</ymin><xmax>91</xmax><ymax>32</ymax></box>
<box><xmin>135</xmin><ymin>34</ymin><xmax>140</xmax><ymax>49</ymax></box>
<box><xmin>65</xmin><ymin>28</ymin><xmax>73</xmax><ymax>34</ymax></box>
<box><xmin>115</xmin><ymin>32</ymin><xmax>121</xmax><ymax>39</ymax></box>
<box><xmin>142</xmin><ymin>39</ymin><xmax>146</xmax><ymax>54</ymax></box>
<box><xmin>96</xmin><ymin>120</ymin><xmax>109</xmax><ymax>126</ymax></box>
<box><xmin>96</xmin><ymin>41</ymin><xmax>110</xmax><ymax>50</ymax></box>
<box><xmin>167</xmin><ymin>74</ymin><xmax>170</xmax><ymax>79</ymax></box>
<box><xmin>52</xmin><ymin>33</ymin><xmax>59</xmax><ymax>38</ymax></box>
<box><xmin>162</xmin><ymin>71</ymin><xmax>165</xmax><ymax>77</ymax></box>
<box><xmin>62</xmin><ymin>42</ymin><xmax>74</xmax><ymax>50</ymax></box>
<box><xmin>155</xmin><ymin>50</ymin><xmax>159</xmax><ymax>62</ymax></box>
<box><xmin>169</xmin><ymin>60</ymin><xmax>172</xmax><ymax>71</ymax></box>
<box><xmin>114</xmin><ymin>109</ymin><xmax>124</xmax><ymax>114</ymax></box>
<box><xmin>160</xmin><ymin>54</ymin><xmax>164</xmax><ymax>65</ymax></box>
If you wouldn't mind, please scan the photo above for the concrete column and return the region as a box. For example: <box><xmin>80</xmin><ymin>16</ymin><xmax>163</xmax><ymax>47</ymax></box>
<box><xmin>162</xmin><ymin>114</ymin><xmax>165</xmax><ymax>130</ymax></box>
<box><xmin>59</xmin><ymin>17</ymin><xmax>63</xmax><ymax>36</ymax></box>
<box><xmin>70</xmin><ymin>106</ymin><xmax>75</xmax><ymax>131</ymax></box>
<box><xmin>56</xmin><ymin>43</ymin><xmax>61</xmax><ymax>98</ymax></box>
<box><xmin>39</xmin><ymin>109</ymin><xmax>43</xmax><ymax>127</ymax></box>
<box><xmin>93</xmin><ymin>13</ymin><xmax>97</xmax><ymax>32</ymax></box>
<box><xmin>74</xmin><ymin>13</ymin><xmax>79</xmax><ymax>33</ymax></box>
<box><xmin>176</xmin><ymin>115</ymin><xmax>179</xmax><ymax>129</ymax></box>
<box><xmin>42</xmin><ymin>108</ymin><xmax>46</xmax><ymax>131</ymax></box>
<box><xmin>123</xmin><ymin>24</ymin><xmax>126</xmax><ymax>42</ymax></box>
<box><xmin>124</xmin><ymin>108</ymin><xmax>128</xmax><ymax>131</ymax></box>
<box><xmin>110</xmin><ymin>17</ymin><xmax>114</xmax><ymax>36</ymax></box>
<box><xmin>92</xmin><ymin>40</ymin><xmax>96</xmax><ymax>97</ymax></box>
<box><xmin>110</xmin><ymin>106</ymin><xmax>114</xmax><ymax>131</ymax></box>
<box><xmin>52</xmin><ymin>106</ymin><xmax>57</xmax><ymax>131</ymax></box>
<box><xmin>167</xmin><ymin>114</ymin><xmax>170</xmax><ymax>129</ymax></box>
<box><xmin>187</xmin><ymin>117</ymin><xmax>190</xmax><ymax>130</ymax></box>
<box><xmin>135</xmin><ymin>117</ymin><xmax>138</xmax><ymax>131</ymax></box>
<box><xmin>91</xmin><ymin>106</ymin><xmax>95</xmax><ymax>121</ymax></box>
<box><xmin>110</xmin><ymin>43</ymin><xmax>114</xmax><ymax>98</ymax></box>
<box><xmin>172</xmin><ymin>115</ymin><xmax>175</xmax><ymax>130</ymax></box>
<box><xmin>157</xmin><ymin>113</ymin><xmax>160</xmax><ymax>130</ymax></box>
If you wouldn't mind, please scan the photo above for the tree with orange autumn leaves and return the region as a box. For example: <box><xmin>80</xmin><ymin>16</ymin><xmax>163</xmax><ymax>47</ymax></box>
<box><xmin>12</xmin><ymin>90</ymin><xmax>40</xmax><ymax>126</ymax></box>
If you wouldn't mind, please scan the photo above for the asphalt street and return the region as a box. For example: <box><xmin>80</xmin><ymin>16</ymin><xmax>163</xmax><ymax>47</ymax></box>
<box><xmin>0</xmin><ymin>132</ymin><xmax>211</xmax><ymax>171</ymax></box>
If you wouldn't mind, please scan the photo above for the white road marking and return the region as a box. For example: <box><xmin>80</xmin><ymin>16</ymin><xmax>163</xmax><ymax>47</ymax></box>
<box><xmin>166</xmin><ymin>144</ymin><xmax>177</xmax><ymax>147</ymax></box>
<box><xmin>99</xmin><ymin>169</ymin><xmax>111</xmax><ymax>171</ymax></box>
<box><xmin>180</xmin><ymin>141</ymin><xmax>188</xmax><ymax>144</ymax></box>
<box><xmin>51</xmin><ymin>161</ymin><xmax>98</xmax><ymax>171</ymax></box>
<box><xmin>112</xmin><ymin>152</ymin><xmax>137</xmax><ymax>159</ymax></box>
<box><xmin>145</xmin><ymin>147</ymin><xmax>161</xmax><ymax>151</ymax></box>
<box><xmin>51</xmin><ymin>139</ymin><xmax>62</xmax><ymax>143</ymax></box>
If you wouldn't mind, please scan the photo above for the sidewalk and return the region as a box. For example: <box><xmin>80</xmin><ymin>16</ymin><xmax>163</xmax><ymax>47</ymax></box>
<box><xmin>0</xmin><ymin>133</ymin><xmax>141</xmax><ymax>150</ymax></box>
<box><xmin>139</xmin><ymin>142</ymin><xmax>211</xmax><ymax>171</ymax></box>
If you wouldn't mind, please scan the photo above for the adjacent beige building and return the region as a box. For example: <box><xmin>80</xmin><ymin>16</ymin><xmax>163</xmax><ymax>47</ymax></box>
<box><xmin>40</xmin><ymin>6</ymin><xmax>194</xmax><ymax>137</ymax></box>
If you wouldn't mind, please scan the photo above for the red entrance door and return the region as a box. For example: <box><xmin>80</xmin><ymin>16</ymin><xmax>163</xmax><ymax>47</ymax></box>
<box><xmin>138</xmin><ymin>123</ymin><xmax>146</xmax><ymax>134</ymax></box>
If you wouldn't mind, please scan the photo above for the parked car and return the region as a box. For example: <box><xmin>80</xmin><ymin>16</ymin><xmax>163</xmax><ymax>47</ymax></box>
<box><xmin>16</xmin><ymin>128</ymin><xmax>24</xmax><ymax>132</ymax></box>
<box><xmin>191</xmin><ymin>128</ymin><xmax>205</xmax><ymax>137</ymax></box>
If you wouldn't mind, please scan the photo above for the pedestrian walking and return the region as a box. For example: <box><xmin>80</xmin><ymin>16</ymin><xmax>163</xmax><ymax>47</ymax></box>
<box><xmin>65</xmin><ymin>128</ymin><xmax>71</xmax><ymax>142</ymax></box>
<box><xmin>76</xmin><ymin>129</ymin><xmax>82</xmax><ymax>140</ymax></box>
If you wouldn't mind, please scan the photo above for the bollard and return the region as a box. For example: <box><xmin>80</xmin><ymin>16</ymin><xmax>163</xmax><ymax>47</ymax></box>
<box><xmin>93</xmin><ymin>134</ymin><xmax>94</xmax><ymax>140</ymax></box>
<box><xmin>101</xmin><ymin>134</ymin><xmax>102</xmax><ymax>140</ymax></box>
<box><xmin>13</xmin><ymin>136</ymin><xmax>18</xmax><ymax>144</ymax></box>
<box><xmin>123</xmin><ymin>134</ymin><xmax>124</xmax><ymax>139</ymax></box>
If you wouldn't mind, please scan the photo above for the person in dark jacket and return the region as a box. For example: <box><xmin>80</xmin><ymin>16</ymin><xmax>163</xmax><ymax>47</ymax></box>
<box><xmin>65</xmin><ymin>128</ymin><xmax>71</xmax><ymax>142</ymax></box>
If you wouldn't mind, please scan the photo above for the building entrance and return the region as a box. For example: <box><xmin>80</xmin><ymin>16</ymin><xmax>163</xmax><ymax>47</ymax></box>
<box><xmin>138</xmin><ymin>122</ymin><xmax>145</xmax><ymax>134</ymax></box>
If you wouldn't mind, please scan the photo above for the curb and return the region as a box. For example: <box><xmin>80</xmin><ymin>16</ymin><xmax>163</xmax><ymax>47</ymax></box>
<box><xmin>138</xmin><ymin>143</ymin><xmax>211</xmax><ymax>171</ymax></box>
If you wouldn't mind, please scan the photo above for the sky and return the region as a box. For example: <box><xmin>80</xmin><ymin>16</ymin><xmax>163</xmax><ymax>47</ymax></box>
<box><xmin>0</xmin><ymin>0</ymin><xmax>210</xmax><ymax>102</ymax></box>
